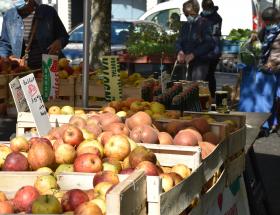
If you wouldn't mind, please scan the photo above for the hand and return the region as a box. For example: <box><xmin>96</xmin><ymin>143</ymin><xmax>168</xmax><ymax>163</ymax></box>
<box><xmin>177</xmin><ymin>51</ymin><xmax>185</xmax><ymax>64</ymax></box>
<box><xmin>48</xmin><ymin>39</ymin><xmax>62</xmax><ymax>55</ymax></box>
<box><xmin>185</xmin><ymin>53</ymin><xmax>194</xmax><ymax>63</ymax></box>
<box><xmin>9</xmin><ymin>56</ymin><xmax>26</xmax><ymax>67</ymax></box>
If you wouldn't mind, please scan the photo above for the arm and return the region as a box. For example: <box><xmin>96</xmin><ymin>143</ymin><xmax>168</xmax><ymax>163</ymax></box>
<box><xmin>52</xmin><ymin>7</ymin><xmax>69</xmax><ymax>48</ymax></box>
<box><xmin>176</xmin><ymin>23</ymin><xmax>186</xmax><ymax>63</ymax></box>
<box><xmin>0</xmin><ymin>16</ymin><xmax>12</xmax><ymax>57</ymax></box>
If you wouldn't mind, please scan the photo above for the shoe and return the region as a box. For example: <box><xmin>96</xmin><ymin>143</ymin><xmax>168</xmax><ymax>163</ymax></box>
<box><xmin>257</xmin><ymin>128</ymin><xmax>270</xmax><ymax>138</ymax></box>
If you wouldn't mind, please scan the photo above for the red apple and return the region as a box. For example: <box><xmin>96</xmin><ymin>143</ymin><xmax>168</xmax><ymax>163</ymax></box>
<box><xmin>0</xmin><ymin>201</ymin><xmax>14</xmax><ymax>214</ymax></box>
<box><xmin>61</xmin><ymin>189</ymin><xmax>89</xmax><ymax>212</ymax></box>
<box><xmin>29</xmin><ymin>137</ymin><xmax>53</xmax><ymax>148</ymax></box>
<box><xmin>87</xmin><ymin>115</ymin><xmax>101</xmax><ymax>127</ymax></box>
<box><xmin>136</xmin><ymin>161</ymin><xmax>159</xmax><ymax>176</ymax></box>
<box><xmin>10</xmin><ymin>136</ymin><xmax>29</xmax><ymax>152</ymax></box>
<box><xmin>99</xmin><ymin>112</ymin><xmax>121</xmax><ymax>130</ymax></box>
<box><xmin>63</xmin><ymin>125</ymin><xmax>84</xmax><ymax>146</ymax></box>
<box><xmin>13</xmin><ymin>186</ymin><xmax>40</xmax><ymax>212</ymax></box>
<box><xmin>104</xmin><ymin>135</ymin><xmax>131</xmax><ymax>161</ymax></box>
<box><xmin>173</xmin><ymin>130</ymin><xmax>198</xmax><ymax>146</ymax></box>
<box><xmin>93</xmin><ymin>170</ymin><xmax>120</xmax><ymax>186</ymax></box>
<box><xmin>69</xmin><ymin>116</ymin><xmax>87</xmax><ymax>129</ymax></box>
<box><xmin>101</xmin><ymin>106</ymin><xmax>116</xmax><ymax>114</ymax></box>
<box><xmin>28</xmin><ymin>141</ymin><xmax>55</xmax><ymax>170</ymax></box>
<box><xmin>85</xmin><ymin>123</ymin><xmax>102</xmax><ymax>137</ymax></box>
<box><xmin>2</xmin><ymin>152</ymin><xmax>29</xmax><ymax>171</ymax></box>
<box><xmin>103</xmin><ymin>122</ymin><xmax>129</xmax><ymax>136</ymax></box>
<box><xmin>120</xmin><ymin>168</ymin><xmax>135</xmax><ymax>175</ymax></box>
<box><xmin>129</xmin><ymin>125</ymin><xmax>159</xmax><ymax>144</ymax></box>
<box><xmin>97</xmin><ymin>131</ymin><xmax>113</xmax><ymax>146</ymax></box>
<box><xmin>125</xmin><ymin>111</ymin><xmax>152</xmax><ymax>130</ymax></box>
<box><xmin>74</xmin><ymin>201</ymin><xmax>102</xmax><ymax>215</ymax></box>
<box><xmin>74</xmin><ymin>153</ymin><xmax>102</xmax><ymax>173</ymax></box>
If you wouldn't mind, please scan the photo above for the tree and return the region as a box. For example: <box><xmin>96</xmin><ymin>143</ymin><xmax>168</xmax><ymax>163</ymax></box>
<box><xmin>90</xmin><ymin>0</ymin><xmax>112</xmax><ymax>69</ymax></box>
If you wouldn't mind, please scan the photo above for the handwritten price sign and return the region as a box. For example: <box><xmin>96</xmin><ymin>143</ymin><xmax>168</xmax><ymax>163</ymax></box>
<box><xmin>9</xmin><ymin>77</ymin><xmax>29</xmax><ymax>112</ymax></box>
<box><xmin>19</xmin><ymin>73</ymin><xmax>51</xmax><ymax>136</ymax></box>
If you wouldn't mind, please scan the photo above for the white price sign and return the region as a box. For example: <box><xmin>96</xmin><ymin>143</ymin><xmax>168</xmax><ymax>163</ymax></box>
<box><xmin>19</xmin><ymin>73</ymin><xmax>51</xmax><ymax>136</ymax></box>
<box><xmin>9</xmin><ymin>77</ymin><xmax>29</xmax><ymax>112</ymax></box>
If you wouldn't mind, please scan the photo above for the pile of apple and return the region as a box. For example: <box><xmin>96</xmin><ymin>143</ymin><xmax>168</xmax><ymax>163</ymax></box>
<box><xmin>0</xmin><ymin>56</ymin><xmax>29</xmax><ymax>74</ymax></box>
<box><xmin>0</xmin><ymin>172</ymin><xmax>111</xmax><ymax>214</ymax></box>
<box><xmin>57</xmin><ymin>58</ymin><xmax>82</xmax><ymax>79</ymax></box>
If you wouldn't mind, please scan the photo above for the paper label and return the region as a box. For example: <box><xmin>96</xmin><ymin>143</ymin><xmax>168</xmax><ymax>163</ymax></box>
<box><xmin>101</xmin><ymin>56</ymin><xmax>122</xmax><ymax>101</ymax></box>
<box><xmin>42</xmin><ymin>54</ymin><xmax>59</xmax><ymax>101</ymax></box>
<box><xmin>19</xmin><ymin>73</ymin><xmax>51</xmax><ymax>136</ymax></box>
<box><xmin>9</xmin><ymin>77</ymin><xmax>29</xmax><ymax>112</ymax></box>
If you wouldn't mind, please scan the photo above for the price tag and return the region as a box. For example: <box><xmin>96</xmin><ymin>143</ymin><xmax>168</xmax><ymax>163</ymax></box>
<box><xmin>9</xmin><ymin>77</ymin><xmax>29</xmax><ymax>112</ymax></box>
<box><xmin>19</xmin><ymin>73</ymin><xmax>51</xmax><ymax>136</ymax></box>
<box><xmin>101</xmin><ymin>56</ymin><xmax>122</xmax><ymax>101</ymax></box>
<box><xmin>42</xmin><ymin>54</ymin><xmax>59</xmax><ymax>102</ymax></box>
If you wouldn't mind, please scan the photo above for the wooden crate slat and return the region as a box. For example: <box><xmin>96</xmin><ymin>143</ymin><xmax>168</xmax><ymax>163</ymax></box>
<box><xmin>159</xmin><ymin>164</ymin><xmax>204</xmax><ymax>215</ymax></box>
<box><xmin>107</xmin><ymin>170</ymin><xmax>147</xmax><ymax>215</ymax></box>
<box><xmin>227</xmin><ymin>126</ymin><xmax>246</xmax><ymax>157</ymax></box>
<box><xmin>226</xmin><ymin>152</ymin><xmax>245</xmax><ymax>186</ymax></box>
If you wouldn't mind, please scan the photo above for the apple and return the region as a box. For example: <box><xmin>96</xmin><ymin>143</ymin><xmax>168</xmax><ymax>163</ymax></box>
<box><xmin>74</xmin><ymin>153</ymin><xmax>102</xmax><ymax>173</ymax></box>
<box><xmin>130</xmin><ymin>125</ymin><xmax>159</xmax><ymax>144</ymax></box>
<box><xmin>173</xmin><ymin>130</ymin><xmax>198</xmax><ymax>146</ymax></box>
<box><xmin>130</xmin><ymin>101</ymin><xmax>145</xmax><ymax>112</ymax></box>
<box><xmin>55</xmin><ymin>143</ymin><xmax>76</xmax><ymax>164</ymax></box>
<box><xmin>77</xmin><ymin>145</ymin><xmax>100</xmax><ymax>157</ymax></box>
<box><xmin>0</xmin><ymin>191</ymin><xmax>7</xmax><ymax>202</ymax></box>
<box><xmin>93</xmin><ymin>182</ymin><xmax>114</xmax><ymax>200</ymax></box>
<box><xmin>104</xmin><ymin>135</ymin><xmax>131</xmax><ymax>161</ymax></box>
<box><xmin>102</xmin><ymin>158</ymin><xmax>122</xmax><ymax>174</ymax></box>
<box><xmin>61</xmin><ymin>189</ymin><xmax>89</xmax><ymax>212</ymax></box>
<box><xmin>74</xmin><ymin>109</ymin><xmax>86</xmax><ymax>115</ymax></box>
<box><xmin>36</xmin><ymin>167</ymin><xmax>54</xmax><ymax>174</ymax></box>
<box><xmin>58</xmin><ymin>58</ymin><xmax>70</xmax><ymax>69</ymax></box>
<box><xmin>52</xmin><ymin>138</ymin><xmax>66</xmax><ymax>151</ymax></box>
<box><xmin>136</xmin><ymin>161</ymin><xmax>159</xmax><ymax>176</ymax></box>
<box><xmin>85</xmin><ymin>189</ymin><xmax>99</xmax><ymax>200</ymax></box>
<box><xmin>171</xmin><ymin>164</ymin><xmax>191</xmax><ymax>179</ymax></box>
<box><xmin>51</xmin><ymin>189</ymin><xmax>66</xmax><ymax>203</ymax></box>
<box><xmin>190</xmin><ymin>117</ymin><xmax>210</xmax><ymax>134</ymax></box>
<box><xmin>125</xmin><ymin>111</ymin><xmax>152</xmax><ymax>130</ymax></box>
<box><xmin>122</xmin><ymin>156</ymin><xmax>131</xmax><ymax>169</ymax></box>
<box><xmin>2</xmin><ymin>152</ymin><xmax>29</xmax><ymax>171</ymax></box>
<box><xmin>150</xmin><ymin>101</ymin><xmax>165</xmax><ymax>114</ymax></box>
<box><xmin>63</xmin><ymin>125</ymin><xmax>84</xmax><ymax>146</ymax></box>
<box><xmin>108</xmin><ymin>101</ymin><xmax>122</xmax><ymax>112</ymax></box>
<box><xmin>34</xmin><ymin>175</ymin><xmax>58</xmax><ymax>195</ymax></box>
<box><xmin>86</xmin><ymin>115</ymin><xmax>101</xmax><ymax>127</ymax></box>
<box><xmin>28</xmin><ymin>141</ymin><xmax>55</xmax><ymax>170</ymax></box>
<box><xmin>77</xmin><ymin>140</ymin><xmax>104</xmax><ymax>158</ymax></box>
<box><xmin>158</xmin><ymin>132</ymin><xmax>174</xmax><ymax>145</ymax></box>
<box><xmin>48</xmin><ymin>106</ymin><xmax>61</xmax><ymax>115</ymax></box>
<box><xmin>97</xmin><ymin>131</ymin><xmax>113</xmax><ymax>146</ymax></box>
<box><xmin>103</xmin><ymin>122</ymin><xmax>129</xmax><ymax>136</ymax></box>
<box><xmin>54</xmin><ymin>164</ymin><xmax>74</xmax><ymax>177</ymax></box>
<box><xmin>13</xmin><ymin>186</ymin><xmax>40</xmax><ymax>212</ymax></box>
<box><xmin>74</xmin><ymin>201</ymin><xmax>102</xmax><ymax>215</ymax></box>
<box><xmin>101</xmin><ymin>106</ymin><xmax>116</xmax><ymax>114</ymax></box>
<box><xmin>61</xmin><ymin>106</ymin><xmax>75</xmax><ymax>115</ymax></box>
<box><xmin>120</xmin><ymin>168</ymin><xmax>135</xmax><ymax>175</ymax></box>
<box><xmin>81</xmin><ymin>128</ymin><xmax>96</xmax><ymax>140</ymax></box>
<box><xmin>0</xmin><ymin>144</ymin><xmax>12</xmax><ymax>168</ymax></box>
<box><xmin>160</xmin><ymin>173</ymin><xmax>174</xmax><ymax>192</ymax></box>
<box><xmin>32</xmin><ymin>195</ymin><xmax>62</xmax><ymax>214</ymax></box>
<box><xmin>90</xmin><ymin>198</ymin><xmax>106</xmax><ymax>214</ymax></box>
<box><xmin>93</xmin><ymin>170</ymin><xmax>120</xmax><ymax>186</ymax></box>
<box><xmin>69</xmin><ymin>116</ymin><xmax>87</xmax><ymax>129</ymax></box>
<box><xmin>85</xmin><ymin>123</ymin><xmax>102</xmax><ymax>137</ymax></box>
<box><xmin>116</xmin><ymin>111</ymin><xmax>127</xmax><ymax>118</ymax></box>
<box><xmin>0</xmin><ymin>201</ymin><xmax>14</xmax><ymax>214</ymax></box>
<box><xmin>99</xmin><ymin>112</ymin><xmax>121</xmax><ymax>130</ymax></box>
<box><xmin>28</xmin><ymin>137</ymin><xmax>53</xmax><ymax>148</ymax></box>
<box><xmin>129</xmin><ymin>146</ymin><xmax>157</xmax><ymax>168</ymax></box>
<box><xmin>10</xmin><ymin>136</ymin><xmax>29</xmax><ymax>152</ymax></box>
<box><xmin>161</xmin><ymin>166</ymin><xmax>172</xmax><ymax>173</ymax></box>
<box><xmin>169</xmin><ymin>172</ymin><xmax>183</xmax><ymax>185</ymax></box>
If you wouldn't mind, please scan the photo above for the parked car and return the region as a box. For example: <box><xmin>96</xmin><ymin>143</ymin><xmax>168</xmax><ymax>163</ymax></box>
<box><xmin>62</xmin><ymin>20</ymin><xmax>164</xmax><ymax>65</ymax></box>
<box><xmin>139</xmin><ymin>0</ymin><xmax>262</xmax><ymax>35</ymax></box>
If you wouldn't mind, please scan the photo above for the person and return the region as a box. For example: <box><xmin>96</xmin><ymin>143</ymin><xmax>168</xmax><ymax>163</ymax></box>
<box><xmin>257</xmin><ymin>7</ymin><xmax>280</xmax><ymax>136</ymax></box>
<box><xmin>0</xmin><ymin>0</ymin><xmax>69</xmax><ymax>69</ymax></box>
<box><xmin>176</xmin><ymin>0</ymin><xmax>214</xmax><ymax>81</ymax></box>
<box><xmin>200</xmin><ymin>0</ymin><xmax>222</xmax><ymax>98</ymax></box>
<box><xmin>169</xmin><ymin>12</ymin><xmax>181</xmax><ymax>32</ymax></box>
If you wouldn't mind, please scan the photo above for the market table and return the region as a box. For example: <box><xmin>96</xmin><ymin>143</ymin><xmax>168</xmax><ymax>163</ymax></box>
<box><xmin>232</xmin><ymin>111</ymin><xmax>271</xmax><ymax>215</ymax></box>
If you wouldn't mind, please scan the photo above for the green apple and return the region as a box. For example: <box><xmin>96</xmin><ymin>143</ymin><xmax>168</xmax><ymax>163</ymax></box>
<box><xmin>34</xmin><ymin>175</ymin><xmax>58</xmax><ymax>195</ymax></box>
<box><xmin>36</xmin><ymin>167</ymin><xmax>54</xmax><ymax>174</ymax></box>
<box><xmin>150</xmin><ymin>102</ymin><xmax>165</xmax><ymax>114</ymax></box>
<box><xmin>61</xmin><ymin>106</ymin><xmax>74</xmax><ymax>115</ymax></box>
<box><xmin>32</xmin><ymin>195</ymin><xmax>62</xmax><ymax>214</ymax></box>
<box><xmin>54</xmin><ymin>164</ymin><xmax>74</xmax><ymax>178</ymax></box>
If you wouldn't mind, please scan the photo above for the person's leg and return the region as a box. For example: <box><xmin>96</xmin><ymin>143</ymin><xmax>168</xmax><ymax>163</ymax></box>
<box><xmin>191</xmin><ymin>62</ymin><xmax>209</xmax><ymax>81</ymax></box>
<box><xmin>207</xmin><ymin>59</ymin><xmax>219</xmax><ymax>98</ymax></box>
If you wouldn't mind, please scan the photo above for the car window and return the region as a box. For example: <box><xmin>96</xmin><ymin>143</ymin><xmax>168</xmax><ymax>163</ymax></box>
<box><xmin>145</xmin><ymin>9</ymin><xmax>180</xmax><ymax>31</ymax></box>
<box><xmin>111</xmin><ymin>21</ymin><xmax>132</xmax><ymax>45</ymax></box>
<box><xmin>69</xmin><ymin>25</ymin><xmax>84</xmax><ymax>43</ymax></box>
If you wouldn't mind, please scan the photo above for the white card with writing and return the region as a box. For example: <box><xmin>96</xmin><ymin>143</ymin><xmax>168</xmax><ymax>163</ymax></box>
<box><xmin>19</xmin><ymin>73</ymin><xmax>51</xmax><ymax>136</ymax></box>
<box><xmin>9</xmin><ymin>77</ymin><xmax>29</xmax><ymax>112</ymax></box>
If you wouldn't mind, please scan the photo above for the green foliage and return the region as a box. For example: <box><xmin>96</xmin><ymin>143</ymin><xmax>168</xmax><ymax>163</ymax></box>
<box><xmin>226</xmin><ymin>28</ymin><xmax>253</xmax><ymax>41</ymax></box>
<box><xmin>126</xmin><ymin>23</ymin><xmax>178</xmax><ymax>57</ymax></box>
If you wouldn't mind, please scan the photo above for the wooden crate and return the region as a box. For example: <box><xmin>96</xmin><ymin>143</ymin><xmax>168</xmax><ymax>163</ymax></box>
<box><xmin>226</xmin><ymin>151</ymin><xmax>245</xmax><ymax>186</ymax></box>
<box><xmin>37</xmin><ymin>78</ymin><xmax>76</xmax><ymax>107</ymax></box>
<box><xmin>182</xmin><ymin>111</ymin><xmax>246</xmax><ymax>158</ymax></box>
<box><xmin>0</xmin><ymin>170</ymin><xmax>146</xmax><ymax>215</ymax></box>
<box><xmin>16</xmin><ymin>112</ymin><xmax>72</xmax><ymax>136</ymax></box>
<box><xmin>0</xmin><ymin>75</ymin><xmax>8</xmax><ymax>114</ymax></box>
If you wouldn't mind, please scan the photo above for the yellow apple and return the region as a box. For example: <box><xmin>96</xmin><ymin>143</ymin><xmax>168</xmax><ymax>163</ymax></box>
<box><xmin>36</xmin><ymin>167</ymin><xmax>54</xmax><ymax>174</ymax></box>
<box><xmin>0</xmin><ymin>145</ymin><xmax>12</xmax><ymax>168</ymax></box>
<box><xmin>77</xmin><ymin>140</ymin><xmax>104</xmax><ymax>158</ymax></box>
<box><xmin>171</xmin><ymin>164</ymin><xmax>191</xmax><ymax>179</ymax></box>
<box><xmin>34</xmin><ymin>175</ymin><xmax>58</xmax><ymax>195</ymax></box>
<box><xmin>48</xmin><ymin>106</ymin><xmax>61</xmax><ymax>115</ymax></box>
<box><xmin>93</xmin><ymin>182</ymin><xmax>114</xmax><ymax>200</ymax></box>
<box><xmin>81</xmin><ymin>128</ymin><xmax>96</xmax><ymax>140</ymax></box>
<box><xmin>61</xmin><ymin>106</ymin><xmax>75</xmax><ymax>115</ymax></box>
<box><xmin>90</xmin><ymin>198</ymin><xmax>106</xmax><ymax>214</ymax></box>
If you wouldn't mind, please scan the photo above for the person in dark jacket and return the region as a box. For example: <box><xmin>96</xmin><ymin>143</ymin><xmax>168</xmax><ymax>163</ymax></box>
<box><xmin>200</xmin><ymin>0</ymin><xmax>222</xmax><ymax>98</ymax></box>
<box><xmin>176</xmin><ymin>0</ymin><xmax>214</xmax><ymax>81</ymax></box>
<box><xmin>0</xmin><ymin>0</ymin><xmax>69</xmax><ymax>69</ymax></box>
